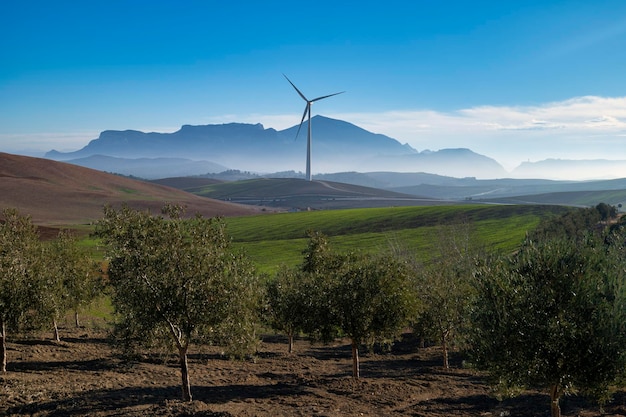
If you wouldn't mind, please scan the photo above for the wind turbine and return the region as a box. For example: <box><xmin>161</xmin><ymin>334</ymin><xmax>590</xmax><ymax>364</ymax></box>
<box><xmin>284</xmin><ymin>74</ymin><xmax>344</xmax><ymax>181</ymax></box>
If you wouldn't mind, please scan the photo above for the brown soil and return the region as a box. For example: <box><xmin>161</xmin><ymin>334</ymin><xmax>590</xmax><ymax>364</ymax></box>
<box><xmin>2</xmin><ymin>327</ymin><xmax>625</xmax><ymax>417</ymax></box>
<box><xmin>0</xmin><ymin>152</ymin><xmax>264</xmax><ymax>230</ymax></box>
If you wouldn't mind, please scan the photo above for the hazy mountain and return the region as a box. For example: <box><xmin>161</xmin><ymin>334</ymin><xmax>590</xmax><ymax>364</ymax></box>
<box><xmin>314</xmin><ymin>171</ymin><xmax>626</xmax><ymax>207</ymax></box>
<box><xmin>360</xmin><ymin>148</ymin><xmax>508</xmax><ymax>178</ymax></box>
<box><xmin>44</xmin><ymin>115</ymin><xmax>626</xmax><ymax>180</ymax></box>
<box><xmin>65</xmin><ymin>155</ymin><xmax>228</xmax><ymax>179</ymax></box>
<box><xmin>512</xmin><ymin>159</ymin><xmax>626</xmax><ymax>180</ymax></box>
<box><xmin>45</xmin><ymin>116</ymin><xmax>507</xmax><ymax>179</ymax></box>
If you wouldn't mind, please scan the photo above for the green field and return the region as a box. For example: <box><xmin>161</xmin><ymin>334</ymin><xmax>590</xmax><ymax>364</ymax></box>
<box><xmin>78</xmin><ymin>204</ymin><xmax>568</xmax><ymax>321</ymax></box>
<box><xmin>224</xmin><ymin>204</ymin><xmax>569</xmax><ymax>273</ymax></box>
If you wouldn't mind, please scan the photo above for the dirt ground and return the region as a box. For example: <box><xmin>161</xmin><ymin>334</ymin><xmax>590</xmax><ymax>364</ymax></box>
<box><xmin>2</xmin><ymin>327</ymin><xmax>626</xmax><ymax>417</ymax></box>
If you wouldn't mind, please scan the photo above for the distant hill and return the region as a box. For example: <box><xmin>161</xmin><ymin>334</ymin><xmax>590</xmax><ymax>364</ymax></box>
<box><xmin>162</xmin><ymin>171</ymin><xmax>626</xmax><ymax>210</ymax></box>
<box><xmin>0</xmin><ymin>153</ymin><xmax>262</xmax><ymax>228</ymax></box>
<box><xmin>45</xmin><ymin>116</ymin><xmax>508</xmax><ymax>179</ymax></box>
<box><xmin>512</xmin><ymin>159</ymin><xmax>626</xmax><ymax>180</ymax></box>
<box><xmin>314</xmin><ymin>171</ymin><xmax>626</xmax><ymax>208</ymax></box>
<box><xmin>65</xmin><ymin>155</ymin><xmax>228</xmax><ymax>179</ymax></box>
<box><xmin>184</xmin><ymin>177</ymin><xmax>448</xmax><ymax>210</ymax></box>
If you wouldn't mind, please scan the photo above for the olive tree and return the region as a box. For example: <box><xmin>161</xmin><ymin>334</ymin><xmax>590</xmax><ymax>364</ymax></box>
<box><xmin>35</xmin><ymin>230</ymin><xmax>103</xmax><ymax>341</ymax></box>
<box><xmin>297</xmin><ymin>232</ymin><xmax>417</xmax><ymax>379</ymax></box>
<box><xmin>265</xmin><ymin>267</ymin><xmax>307</xmax><ymax>353</ymax></box>
<box><xmin>0</xmin><ymin>208</ymin><xmax>40</xmax><ymax>372</ymax></box>
<box><xmin>468</xmin><ymin>236</ymin><xmax>626</xmax><ymax>417</ymax></box>
<box><xmin>266</xmin><ymin>231</ymin><xmax>342</xmax><ymax>351</ymax></box>
<box><xmin>414</xmin><ymin>222</ymin><xmax>477</xmax><ymax>368</ymax></box>
<box><xmin>333</xmin><ymin>252</ymin><xmax>417</xmax><ymax>379</ymax></box>
<box><xmin>95</xmin><ymin>204</ymin><xmax>262</xmax><ymax>401</ymax></box>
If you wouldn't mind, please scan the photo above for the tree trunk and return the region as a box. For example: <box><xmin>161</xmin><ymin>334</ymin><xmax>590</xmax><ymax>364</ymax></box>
<box><xmin>351</xmin><ymin>341</ymin><xmax>360</xmax><ymax>379</ymax></box>
<box><xmin>550</xmin><ymin>384</ymin><xmax>561</xmax><ymax>417</ymax></box>
<box><xmin>74</xmin><ymin>310</ymin><xmax>80</xmax><ymax>328</ymax></box>
<box><xmin>53</xmin><ymin>318</ymin><xmax>60</xmax><ymax>342</ymax></box>
<box><xmin>441</xmin><ymin>332</ymin><xmax>449</xmax><ymax>369</ymax></box>
<box><xmin>179</xmin><ymin>345</ymin><xmax>192</xmax><ymax>401</ymax></box>
<box><xmin>1</xmin><ymin>320</ymin><xmax>6</xmax><ymax>373</ymax></box>
<box><xmin>288</xmin><ymin>332</ymin><xmax>294</xmax><ymax>354</ymax></box>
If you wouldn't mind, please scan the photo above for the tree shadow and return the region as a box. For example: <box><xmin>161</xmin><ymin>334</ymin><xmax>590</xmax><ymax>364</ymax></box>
<box><xmin>5</xmin><ymin>382</ymin><xmax>308</xmax><ymax>416</ymax></box>
<box><xmin>8</xmin><ymin>358</ymin><xmax>119</xmax><ymax>373</ymax></box>
<box><xmin>306</xmin><ymin>343</ymin><xmax>352</xmax><ymax>361</ymax></box>
<box><xmin>409</xmin><ymin>393</ymin><xmax>499</xmax><ymax>414</ymax></box>
<box><xmin>6</xmin><ymin>385</ymin><xmax>179</xmax><ymax>416</ymax></box>
<box><xmin>61</xmin><ymin>336</ymin><xmax>111</xmax><ymax>345</ymax></box>
<box><xmin>12</xmin><ymin>339</ymin><xmax>60</xmax><ymax>347</ymax></box>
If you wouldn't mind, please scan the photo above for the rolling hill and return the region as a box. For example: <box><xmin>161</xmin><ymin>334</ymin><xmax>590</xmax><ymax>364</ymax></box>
<box><xmin>0</xmin><ymin>153</ymin><xmax>263</xmax><ymax>229</ymax></box>
<box><xmin>153</xmin><ymin>177</ymin><xmax>452</xmax><ymax>210</ymax></box>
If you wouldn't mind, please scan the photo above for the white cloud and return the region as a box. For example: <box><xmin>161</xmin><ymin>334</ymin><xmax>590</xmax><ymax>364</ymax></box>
<box><xmin>328</xmin><ymin>95</ymin><xmax>626</xmax><ymax>169</ymax></box>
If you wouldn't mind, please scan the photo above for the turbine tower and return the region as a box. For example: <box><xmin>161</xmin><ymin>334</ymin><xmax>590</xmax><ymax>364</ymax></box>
<box><xmin>284</xmin><ymin>74</ymin><xmax>344</xmax><ymax>181</ymax></box>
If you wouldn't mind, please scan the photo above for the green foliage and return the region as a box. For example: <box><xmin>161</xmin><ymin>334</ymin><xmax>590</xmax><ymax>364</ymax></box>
<box><xmin>413</xmin><ymin>221</ymin><xmax>478</xmax><ymax>368</ymax></box>
<box><xmin>528</xmin><ymin>203</ymin><xmax>618</xmax><ymax>243</ymax></box>
<box><xmin>0</xmin><ymin>208</ymin><xmax>41</xmax><ymax>371</ymax></box>
<box><xmin>34</xmin><ymin>230</ymin><xmax>104</xmax><ymax>339</ymax></box>
<box><xmin>294</xmin><ymin>231</ymin><xmax>343</xmax><ymax>343</ymax></box>
<box><xmin>595</xmin><ymin>202</ymin><xmax>618</xmax><ymax>221</ymax></box>
<box><xmin>468</xmin><ymin>235</ymin><xmax>626</xmax><ymax>416</ymax></box>
<box><xmin>264</xmin><ymin>267</ymin><xmax>307</xmax><ymax>352</ymax></box>
<box><xmin>290</xmin><ymin>232</ymin><xmax>417</xmax><ymax>378</ymax></box>
<box><xmin>266</xmin><ymin>231</ymin><xmax>417</xmax><ymax>376</ymax></box>
<box><xmin>95</xmin><ymin>204</ymin><xmax>262</xmax><ymax>400</ymax></box>
<box><xmin>333</xmin><ymin>252</ymin><xmax>417</xmax><ymax>348</ymax></box>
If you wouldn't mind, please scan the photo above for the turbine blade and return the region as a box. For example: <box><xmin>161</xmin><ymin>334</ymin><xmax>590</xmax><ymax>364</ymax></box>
<box><xmin>283</xmin><ymin>74</ymin><xmax>308</xmax><ymax>102</ymax></box>
<box><xmin>295</xmin><ymin>104</ymin><xmax>309</xmax><ymax>140</ymax></box>
<box><xmin>311</xmin><ymin>91</ymin><xmax>345</xmax><ymax>102</ymax></box>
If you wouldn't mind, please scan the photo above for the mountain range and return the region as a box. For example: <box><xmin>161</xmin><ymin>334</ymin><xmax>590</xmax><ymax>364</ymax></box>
<box><xmin>45</xmin><ymin>116</ymin><xmax>506</xmax><ymax>179</ymax></box>
<box><xmin>44</xmin><ymin>115</ymin><xmax>626</xmax><ymax>181</ymax></box>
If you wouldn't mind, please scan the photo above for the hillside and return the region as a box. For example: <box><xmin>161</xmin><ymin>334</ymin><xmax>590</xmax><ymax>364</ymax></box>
<box><xmin>64</xmin><ymin>155</ymin><xmax>228</xmax><ymax>179</ymax></box>
<box><xmin>180</xmin><ymin>177</ymin><xmax>449</xmax><ymax>210</ymax></box>
<box><xmin>0</xmin><ymin>153</ymin><xmax>262</xmax><ymax>228</ymax></box>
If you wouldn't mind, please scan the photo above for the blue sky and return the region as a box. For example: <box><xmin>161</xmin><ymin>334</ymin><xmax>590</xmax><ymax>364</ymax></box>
<box><xmin>2</xmin><ymin>0</ymin><xmax>626</xmax><ymax>170</ymax></box>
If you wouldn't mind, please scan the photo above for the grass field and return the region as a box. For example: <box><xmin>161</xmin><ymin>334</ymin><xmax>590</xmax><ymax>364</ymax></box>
<box><xmin>223</xmin><ymin>204</ymin><xmax>569</xmax><ymax>273</ymax></box>
<box><xmin>80</xmin><ymin>204</ymin><xmax>568</xmax><ymax>273</ymax></box>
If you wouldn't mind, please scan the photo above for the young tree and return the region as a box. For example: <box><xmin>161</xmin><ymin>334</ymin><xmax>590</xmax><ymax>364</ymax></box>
<box><xmin>265</xmin><ymin>267</ymin><xmax>307</xmax><ymax>353</ymax></box>
<box><xmin>297</xmin><ymin>231</ymin><xmax>344</xmax><ymax>343</ymax></box>
<box><xmin>33</xmin><ymin>241</ymin><xmax>66</xmax><ymax>342</ymax></box>
<box><xmin>468</xmin><ymin>236</ymin><xmax>626</xmax><ymax>417</ymax></box>
<box><xmin>297</xmin><ymin>232</ymin><xmax>417</xmax><ymax>378</ymax></box>
<box><xmin>414</xmin><ymin>222</ymin><xmax>477</xmax><ymax>368</ymax></box>
<box><xmin>0</xmin><ymin>208</ymin><xmax>40</xmax><ymax>372</ymax></box>
<box><xmin>333</xmin><ymin>252</ymin><xmax>417</xmax><ymax>379</ymax></box>
<box><xmin>35</xmin><ymin>230</ymin><xmax>103</xmax><ymax>341</ymax></box>
<box><xmin>95</xmin><ymin>204</ymin><xmax>262</xmax><ymax>401</ymax></box>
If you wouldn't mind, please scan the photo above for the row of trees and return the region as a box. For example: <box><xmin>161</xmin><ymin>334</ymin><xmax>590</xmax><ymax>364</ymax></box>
<box><xmin>265</xmin><ymin>209</ymin><xmax>626</xmax><ymax>417</ymax></box>
<box><xmin>266</xmin><ymin>231</ymin><xmax>418</xmax><ymax>378</ymax></box>
<box><xmin>0</xmin><ymin>208</ymin><xmax>102</xmax><ymax>373</ymax></box>
<box><xmin>3</xmin><ymin>203</ymin><xmax>626</xmax><ymax>417</ymax></box>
